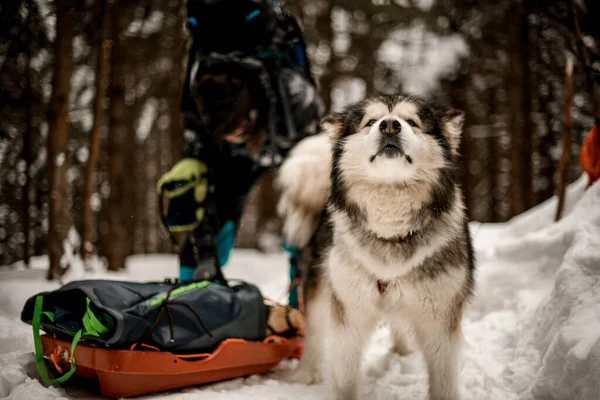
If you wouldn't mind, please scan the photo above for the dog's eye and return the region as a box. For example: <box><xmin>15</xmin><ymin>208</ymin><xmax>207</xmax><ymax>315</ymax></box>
<box><xmin>365</xmin><ymin>119</ymin><xmax>377</xmax><ymax>127</ymax></box>
<box><xmin>407</xmin><ymin>119</ymin><xmax>418</xmax><ymax>128</ymax></box>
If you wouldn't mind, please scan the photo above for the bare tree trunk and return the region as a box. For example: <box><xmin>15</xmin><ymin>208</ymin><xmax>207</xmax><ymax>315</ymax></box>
<box><xmin>124</xmin><ymin>83</ymin><xmax>137</xmax><ymax>257</ymax></box>
<box><xmin>170</xmin><ymin>93</ymin><xmax>184</xmax><ymax>163</ymax></box>
<box><xmin>106</xmin><ymin>1</ymin><xmax>130</xmax><ymax>271</ymax></box>
<box><xmin>46</xmin><ymin>0</ymin><xmax>76</xmax><ymax>280</ymax></box>
<box><xmin>508</xmin><ymin>0</ymin><xmax>533</xmax><ymax>217</ymax></box>
<box><xmin>24</xmin><ymin>98</ymin><xmax>32</xmax><ymax>268</ymax></box>
<box><xmin>520</xmin><ymin>0</ymin><xmax>534</xmax><ymax>213</ymax></box>
<box><xmin>156</xmin><ymin>119</ymin><xmax>170</xmax><ymax>253</ymax></box>
<box><xmin>81</xmin><ymin>0</ymin><xmax>110</xmax><ymax>263</ymax></box>
<box><xmin>146</xmin><ymin>128</ymin><xmax>160</xmax><ymax>253</ymax></box>
<box><xmin>487</xmin><ymin>89</ymin><xmax>499</xmax><ymax>222</ymax></box>
<box><xmin>555</xmin><ymin>58</ymin><xmax>574</xmax><ymax>221</ymax></box>
<box><xmin>170</xmin><ymin>0</ymin><xmax>187</xmax><ymax>163</ymax></box>
<box><xmin>449</xmin><ymin>73</ymin><xmax>472</xmax><ymax>217</ymax></box>
<box><xmin>23</xmin><ymin>7</ymin><xmax>32</xmax><ymax>267</ymax></box>
<box><xmin>532</xmin><ymin>23</ymin><xmax>555</xmax><ymax>204</ymax></box>
<box><xmin>134</xmin><ymin>141</ymin><xmax>147</xmax><ymax>254</ymax></box>
<box><xmin>508</xmin><ymin>32</ymin><xmax>523</xmax><ymax>217</ymax></box>
<box><xmin>538</xmin><ymin>103</ymin><xmax>557</xmax><ymax>202</ymax></box>
<box><xmin>313</xmin><ymin>1</ymin><xmax>334</xmax><ymax>110</ymax></box>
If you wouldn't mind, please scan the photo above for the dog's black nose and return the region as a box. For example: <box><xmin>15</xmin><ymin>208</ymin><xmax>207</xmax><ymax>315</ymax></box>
<box><xmin>379</xmin><ymin>119</ymin><xmax>401</xmax><ymax>134</ymax></box>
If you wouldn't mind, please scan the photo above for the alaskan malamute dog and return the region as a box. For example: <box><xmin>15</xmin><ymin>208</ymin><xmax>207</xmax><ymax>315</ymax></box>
<box><xmin>276</xmin><ymin>93</ymin><xmax>475</xmax><ymax>400</ymax></box>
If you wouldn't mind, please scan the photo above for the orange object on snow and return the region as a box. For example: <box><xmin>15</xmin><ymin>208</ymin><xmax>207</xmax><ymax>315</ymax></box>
<box><xmin>580</xmin><ymin>124</ymin><xmax>600</xmax><ymax>188</ymax></box>
<box><xmin>40</xmin><ymin>334</ymin><xmax>302</xmax><ymax>398</ymax></box>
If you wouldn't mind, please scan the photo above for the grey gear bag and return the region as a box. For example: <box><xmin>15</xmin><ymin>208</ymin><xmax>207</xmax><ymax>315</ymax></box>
<box><xmin>20</xmin><ymin>279</ymin><xmax>267</xmax><ymax>354</ymax></box>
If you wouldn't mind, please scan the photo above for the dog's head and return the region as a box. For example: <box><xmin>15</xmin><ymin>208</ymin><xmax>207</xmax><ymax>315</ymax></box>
<box><xmin>327</xmin><ymin>93</ymin><xmax>464</xmax><ymax>186</ymax></box>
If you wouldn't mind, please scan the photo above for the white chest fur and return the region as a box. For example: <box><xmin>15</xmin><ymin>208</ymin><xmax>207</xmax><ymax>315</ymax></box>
<box><xmin>345</xmin><ymin>182</ymin><xmax>430</xmax><ymax>239</ymax></box>
<box><xmin>330</xmin><ymin>209</ymin><xmax>455</xmax><ymax>281</ymax></box>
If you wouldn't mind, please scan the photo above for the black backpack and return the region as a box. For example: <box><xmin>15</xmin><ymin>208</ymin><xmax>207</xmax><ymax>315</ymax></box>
<box><xmin>187</xmin><ymin>0</ymin><xmax>281</xmax><ymax>56</ymax></box>
<box><xmin>182</xmin><ymin>0</ymin><xmax>325</xmax><ymax>164</ymax></box>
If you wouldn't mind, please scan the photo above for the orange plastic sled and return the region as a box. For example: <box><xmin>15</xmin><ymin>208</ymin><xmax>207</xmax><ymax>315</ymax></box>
<box><xmin>41</xmin><ymin>334</ymin><xmax>302</xmax><ymax>398</ymax></box>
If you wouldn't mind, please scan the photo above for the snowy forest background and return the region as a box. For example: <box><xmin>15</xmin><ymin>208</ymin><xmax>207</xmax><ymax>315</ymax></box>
<box><xmin>0</xmin><ymin>0</ymin><xmax>599</xmax><ymax>276</ymax></box>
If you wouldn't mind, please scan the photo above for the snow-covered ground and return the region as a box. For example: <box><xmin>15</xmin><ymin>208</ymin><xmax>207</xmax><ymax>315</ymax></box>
<box><xmin>1</xmin><ymin>175</ymin><xmax>599</xmax><ymax>400</ymax></box>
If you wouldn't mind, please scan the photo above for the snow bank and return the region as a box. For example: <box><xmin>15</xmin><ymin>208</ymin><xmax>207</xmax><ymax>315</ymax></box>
<box><xmin>502</xmin><ymin>173</ymin><xmax>588</xmax><ymax>238</ymax></box>
<box><xmin>0</xmin><ymin>352</ymin><xmax>59</xmax><ymax>399</ymax></box>
<box><xmin>0</xmin><ymin>175</ymin><xmax>599</xmax><ymax>399</ymax></box>
<box><xmin>501</xmin><ymin>178</ymin><xmax>600</xmax><ymax>400</ymax></box>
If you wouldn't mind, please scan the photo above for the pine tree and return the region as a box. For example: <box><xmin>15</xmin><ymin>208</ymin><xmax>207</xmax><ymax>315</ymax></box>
<box><xmin>46</xmin><ymin>0</ymin><xmax>76</xmax><ymax>279</ymax></box>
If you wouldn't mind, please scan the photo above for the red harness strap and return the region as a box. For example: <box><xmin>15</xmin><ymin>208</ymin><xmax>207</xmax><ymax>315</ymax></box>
<box><xmin>377</xmin><ymin>280</ymin><xmax>389</xmax><ymax>294</ymax></box>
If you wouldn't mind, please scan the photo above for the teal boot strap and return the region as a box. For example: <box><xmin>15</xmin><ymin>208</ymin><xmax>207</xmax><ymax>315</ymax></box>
<box><xmin>282</xmin><ymin>241</ymin><xmax>300</xmax><ymax>309</ymax></box>
<box><xmin>215</xmin><ymin>220</ymin><xmax>236</xmax><ymax>268</ymax></box>
<box><xmin>179</xmin><ymin>265</ymin><xmax>196</xmax><ymax>282</ymax></box>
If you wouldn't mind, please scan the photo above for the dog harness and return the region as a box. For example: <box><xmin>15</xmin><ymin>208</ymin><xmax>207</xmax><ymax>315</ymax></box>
<box><xmin>366</xmin><ymin>229</ymin><xmax>414</xmax><ymax>245</ymax></box>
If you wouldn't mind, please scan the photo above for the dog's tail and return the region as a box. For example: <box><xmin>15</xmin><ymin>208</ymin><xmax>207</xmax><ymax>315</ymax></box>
<box><xmin>276</xmin><ymin>128</ymin><xmax>333</xmax><ymax>248</ymax></box>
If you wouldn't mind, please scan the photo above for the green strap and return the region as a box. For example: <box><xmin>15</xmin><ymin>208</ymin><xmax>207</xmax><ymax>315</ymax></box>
<box><xmin>40</xmin><ymin>311</ymin><xmax>54</xmax><ymax>323</ymax></box>
<box><xmin>149</xmin><ymin>280</ymin><xmax>211</xmax><ymax>307</ymax></box>
<box><xmin>32</xmin><ymin>296</ymin><xmax>113</xmax><ymax>385</ymax></box>
<box><xmin>32</xmin><ymin>295</ymin><xmax>82</xmax><ymax>385</ymax></box>
<box><xmin>82</xmin><ymin>297</ymin><xmax>113</xmax><ymax>337</ymax></box>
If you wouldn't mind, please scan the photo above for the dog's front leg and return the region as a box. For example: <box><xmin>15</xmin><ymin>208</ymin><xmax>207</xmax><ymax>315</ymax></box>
<box><xmin>411</xmin><ymin>308</ymin><xmax>463</xmax><ymax>400</ymax></box>
<box><xmin>282</xmin><ymin>284</ymin><xmax>326</xmax><ymax>384</ymax></box>
<box><xmin>323</xmin><ymin>293</ymin><xmax>374</xmax><ymax>400</ymax></box>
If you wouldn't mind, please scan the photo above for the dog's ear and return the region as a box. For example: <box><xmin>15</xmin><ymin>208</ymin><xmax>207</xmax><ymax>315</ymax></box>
<box><xmin>436</xmin><ymin>107</ymin><xmax>464</xmax><ymax>153</ymax></box>
<box><xmin>320</xmin><ymin>112</ymin><xmax>344</xmax><ymax>139</ymax></box>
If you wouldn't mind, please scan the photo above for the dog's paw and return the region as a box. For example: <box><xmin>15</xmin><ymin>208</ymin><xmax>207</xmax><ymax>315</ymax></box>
<box><xmin>277</xmin><ymin>368</ymin><xmax>323</xmax><ymax>385</ymax></box>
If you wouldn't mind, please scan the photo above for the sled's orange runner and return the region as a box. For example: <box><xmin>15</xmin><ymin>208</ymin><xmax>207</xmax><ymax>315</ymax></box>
<box><xmin>41</xmin><ymin>333</ymin><xmax>301</xmax><ymax>399</ymax></box>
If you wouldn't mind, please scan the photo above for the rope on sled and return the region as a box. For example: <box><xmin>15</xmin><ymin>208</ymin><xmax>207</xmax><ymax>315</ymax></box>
<box><xmin>145</xmin><ymin>284</ymin><xmax>214</xmax><ymax>345</ymax></box>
